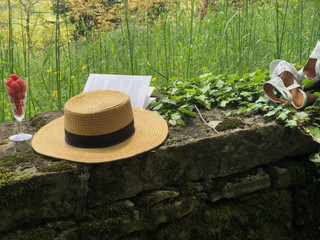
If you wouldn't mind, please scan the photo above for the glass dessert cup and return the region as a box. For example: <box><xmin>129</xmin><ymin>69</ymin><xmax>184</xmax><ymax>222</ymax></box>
<box><xmin>5</xmin><ymin>77</ymin><xmax>33</xmax><ymax>141</ymax></box>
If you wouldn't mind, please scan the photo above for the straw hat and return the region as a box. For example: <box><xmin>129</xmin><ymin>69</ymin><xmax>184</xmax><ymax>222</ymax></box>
<box><xmin>31</xmin><ymin>90</ymin><xmax>168</xmax><ymax>163</ymax></box>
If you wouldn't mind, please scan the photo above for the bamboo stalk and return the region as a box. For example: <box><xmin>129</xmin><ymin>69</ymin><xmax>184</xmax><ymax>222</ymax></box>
<box><xmin>8</xmin><ymin>0</ymin><xmax>13</xmax><ymax>73</ymax></box>
<box><xmin>186</xmin><ymin>0</ymin><xmax>195</xmax><ymax>79</ymax></box>
<box><xmin>55</xmin><ymin>0</ymin><xmax>62</xmax><ymax>108</ymax></box>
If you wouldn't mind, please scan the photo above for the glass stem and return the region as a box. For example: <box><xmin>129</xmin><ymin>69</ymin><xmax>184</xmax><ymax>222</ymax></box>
<box><xmin>17</xmin><ymin>120</ymin><xmax>22</xmax><ymax>134</ymax></box>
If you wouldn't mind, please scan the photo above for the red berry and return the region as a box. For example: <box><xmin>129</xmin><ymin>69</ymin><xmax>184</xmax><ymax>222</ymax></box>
<box><xmin>19</xmin><ymin>92</ymin><xmax>26</xmax><ymax>100</ymax></box>
<box><xmin>5</xmin><ymin>78</ymin><xmax>14</xmax><ymax>87</ymax></box>
<box><xmin>16</xmin><ymin>79</ymin><xmax>27</xmax><ymax>92</ymax></box>
<box><xmin>10</xmin><ymin>81</ymin><xmax>20</xmax><ymax>92</ymax></box>
<box><xmin>10</xmin><ymin>74</ymin><xmax>19</xmax><ymax>80</ymax></box>
<box><xmin>13</xmin><ymin>96</ymin><xmax>20</xmax><ymax>104</ymax></box>
<box><xmin>8</xmin><ymin>88</ymin><xmax>15</xmax><ymax>98</ymax></box>
<box><xmin>14</xmin><ymin>100</ymin><xmax>22</xmax><ymax>117</ymax></box>
<box><xmin>22</xmin><ymin>84</ymin><xmax>27</xmax><ymax>93</ymax></box>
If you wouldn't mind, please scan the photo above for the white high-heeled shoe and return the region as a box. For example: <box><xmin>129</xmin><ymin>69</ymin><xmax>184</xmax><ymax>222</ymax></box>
<box><xmin>264</xmin><ymin>60</ymin><xmax>318</xmax><ymax>109</ymax></box>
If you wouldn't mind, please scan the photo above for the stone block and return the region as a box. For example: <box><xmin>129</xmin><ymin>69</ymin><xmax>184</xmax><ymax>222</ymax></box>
<box><xmin>0</xmin><ymin>171</ymin><xmax>88</xmax><ymax>232</ymax></box>
<box><xmin>138</xmin><ymin>190</ymin><xmax>179</xmax><ymax>206</ymax></box>
<box><xmin>266</xmin><ymin>159</ymin><xmax>306</xmax><ymax>188</ymax></box>
<box><xmin>205</xmin><ymin>168</ymin><xmax>270</xmax><ymax>202</ymax></box>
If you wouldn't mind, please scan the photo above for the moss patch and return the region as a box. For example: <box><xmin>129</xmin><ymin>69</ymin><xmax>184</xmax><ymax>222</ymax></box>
<box><xmin>79</xmin><ymin>201</ymin><xmax>134</xmax><ymax>240</ymax></box>
<box><xmin>1</xmin><ymin>226</ymin><xmax>57</xmax><ymax>240</ymax></box>
<box><xmin>36</xmin><ymin>160</ymin><xmax>76</xmax><ymax>173</ymax></box>
<box><xmin>215</xmin><ymin>118</ymin><xmax>245</xmax><ymax>131</ymax></box>
<box><xmin>0</xmin><ymin>171</ymin><xmax>18</xmax><ymax>188</ymax></box>
<box><xmin>153</xmin><ymin>189</ymin><xmax>293</xmax><ymax>240</ymax></box>
<box><xmin>0</xmin><ymin>175</ymin><xmax>45</xmax><ymax>209</ymax></box>
<box><xmin>0</xmin><ymin>153</ymin><xmax>38</xmax><ymax>188</ymax></box>
<box><xmin>0</xmin><ymin>153</ymin><xmax>78</xmax><ymax>188</ymax></box>
<box><xmin>0</xmin><ymin>153</ymin><xmax>38</xmax><ymax>170</ymax></box>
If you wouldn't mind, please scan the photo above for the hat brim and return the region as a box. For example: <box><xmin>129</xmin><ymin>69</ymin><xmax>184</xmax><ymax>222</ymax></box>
<box><xmin>31</xmin><ymin>108</ymin><xmax>168</xmax><ymax>163</ymax></box>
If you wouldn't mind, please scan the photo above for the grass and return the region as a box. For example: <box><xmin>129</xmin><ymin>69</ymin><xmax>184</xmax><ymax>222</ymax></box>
<box><xmin>0</xmin><ymin>0</ymin><xmax>320</xmax><ymax>122</ymax></box>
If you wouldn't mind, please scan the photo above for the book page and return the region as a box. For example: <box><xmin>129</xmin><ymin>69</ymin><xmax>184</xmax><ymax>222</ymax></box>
<box><xmin>144</xmin><ymin>87</ymin><xmax>155</xmax><ymax>108</ymax></box>
<box><xmin>83</xmin><ymin>74</ymin><xmax>152</xmax><ymax>108</ymax></box>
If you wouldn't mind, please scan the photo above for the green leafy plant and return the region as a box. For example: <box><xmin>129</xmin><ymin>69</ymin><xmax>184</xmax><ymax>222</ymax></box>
<box><xmin>151</xmin><ymin>69</ymin><xmax>269</xmax><ymax>125</ymax></box>
<box><xmin>152</xmin><ymin>68</ymin><xmax>320</xmax><ymax>132</ymax></box>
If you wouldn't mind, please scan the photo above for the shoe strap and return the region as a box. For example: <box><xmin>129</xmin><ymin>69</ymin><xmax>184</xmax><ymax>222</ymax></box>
<box><xmin>297</xmin><ymin>68</ymin><xmax>305</xmax><ymax>85</ymax></box>
<box><xmin>287</xmin><ymin>83</ymin><xmax>301</xmax><ymax>91</ymax></box>
<box><xmin>291</xmin><ymin>89</ymin><xmax>308</xmax><ymax>110</ymax></box>
<box><xmin>315</xmin><ymin>60</ymin><xmax>320</xmax><ymax>79</ymax></box>
<box><xmin>263</xmin><ymin>76</ymin><xmax>292</xmax><ymax>104</ymax></box>
<box><xmin>272</xmin><ymin>60</ymin><xmax>299</xmax><ymax>81</ymax></box>
<box><xmin>310</xmin><ymin>41</ymin><xmax>320</xmax><ymax>59</ymax></box>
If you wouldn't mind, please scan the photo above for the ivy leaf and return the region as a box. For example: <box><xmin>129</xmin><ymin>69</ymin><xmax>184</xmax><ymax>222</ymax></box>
<box><xmin>264</xmin><ymin>107</ymin><xmax>278</xmax><ymax>117</ymax></box>
<box><xmin>169</xmin><ymin>112</ymin><xmax>185</xmax><ymax>126</ymax></box>
<box><xmin>252</xmin><ymin>69</ymin><xmax>264</xmax><ymax>83</ymax></box>
<box><xmin>216</xmin><ymin>80</ymin><xmax>224</xmax><ymax>88</ymax></box>
<box><xmin>302</xmin><ymin>79</ymin><xmax>314</xmax><ymax>89</ymax></box>
<box><xmin>178</xmin><ymin>107</ymin><xmax>197</xmax><ymax>115</ymax></box>
<box><xmin>309</xmin><ymin>152</ymin><xmax>320</xmax><ymax>174</ymax></box>
<box><xmin>152</xmin><ymin>103</ymin><xmax>163</xmax><ymax>111</ymax></box>
<box><xmin>195</xmin><ymin>94</ymin><xmax>206</xmax><ymax>102</ymax></box>
<box><xmin>195</xmin><ymin>95</ymin><xmax>211</xmax><ymax>109</ymax></box>
<box><xmin>308</xmin><ymin>126</ymin><xmax>320</xmax><ymax>141</ymax></box>
<box><xmin>277</xmin><ymin>109</ymin><xmax>291</xmax><ymax>121</ymax></box>
<box><xmin>185</xmin><ymin>88</ymin><xmax>197</xmax><ymax>94</ymax></box>
<box><xmin>200</xmin><ymin>84</ymin><xmax>211</xmax><ymax>94</ymax></box>
<box><xmin>162</xmin><ymin>96</ymin><xmax>177</xmax><ymax>105</ymax></box>
<box><xmin>218</xmin><ymin>100</ymin><xmax>228</xmax><ymax>108</ymax></box>
<box><xmin>285</xmin><ymin>120</ymin><xmax>297</xmax><ymax>128</ymax></box>
<box><xmin>199</xmin><ymin>72</ymin><xmax>213</xmax><ymax>78</ymax></box>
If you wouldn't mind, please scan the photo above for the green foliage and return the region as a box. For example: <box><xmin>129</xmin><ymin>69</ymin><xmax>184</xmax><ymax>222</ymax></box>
<box><xmin>66</xmin><ymin>0</ymin><xmax>173</xmax><ymax>36</ymax></box>
<box><xmin>151</xmin><ymin>69</ymin><xmax>268</xmax><ymax>125</ymax></box>
<box><xmin>310</xmin><ymin>151</ymin><xmax>320</xmax><ymax>175</ymax></box>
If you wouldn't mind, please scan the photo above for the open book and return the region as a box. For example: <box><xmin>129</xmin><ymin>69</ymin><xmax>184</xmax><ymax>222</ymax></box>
<box><xmin>83</xmin><ymin>74</ymin><xmax>156</xmax><ymax>109</ymax></box>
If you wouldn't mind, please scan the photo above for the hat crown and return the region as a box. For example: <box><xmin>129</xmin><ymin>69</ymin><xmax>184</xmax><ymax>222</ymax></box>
<box><xmin>64</xmin><ymin>90</ymin><xmax>133</xmax><ymax>136</ymax></box>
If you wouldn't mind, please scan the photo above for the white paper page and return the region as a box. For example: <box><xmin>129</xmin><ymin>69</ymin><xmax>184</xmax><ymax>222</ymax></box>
<box><xmin>145</xmin><ymin>97</ymin><xmax>156</xmax><ymax>109</ymax></box>
<box><xmin>144</xmin><ymin>87</ymin><xmax>155</xmax><ymax>108</ymax></box>
<box><xmin>83</xmin><ymin>74</ymin><xmax>152</xmax><ymax>108</ymax></box>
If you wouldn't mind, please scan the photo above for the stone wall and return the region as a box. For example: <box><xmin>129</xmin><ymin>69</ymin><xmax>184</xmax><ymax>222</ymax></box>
<box><xmin>0</xmin><ymin>111</ymin><xmax>319</xmax><ymax>239</ymax></box>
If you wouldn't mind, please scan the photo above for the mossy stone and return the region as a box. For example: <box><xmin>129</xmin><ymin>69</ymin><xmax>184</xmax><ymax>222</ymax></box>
<box><xmin>1</xmin><ymin>226</ymin><xmax>57</xmax><ymax>240</ymax></box>
<box><xmin>215</xmin><ymin>118</ymin><xmax>245</xmax><ymax>131</ymax></box>
<box><xmin>153</xmin><ymin>189</ymin><xmax>293</xmax><ymax>240</ymax></box>
<box><xmin>79</xmin><ymin>201</ymin><xmax>134</xmax><ymax>240</ymax></box>
<box><xmin>36</xmin><ymin>160</ymin><xmax>76</xmax><ymax>173</ymax></box>
<box><xmin>0</xmin><ymin>153</ymin><xmax>38</xmax><ymax>188</ymax></box>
